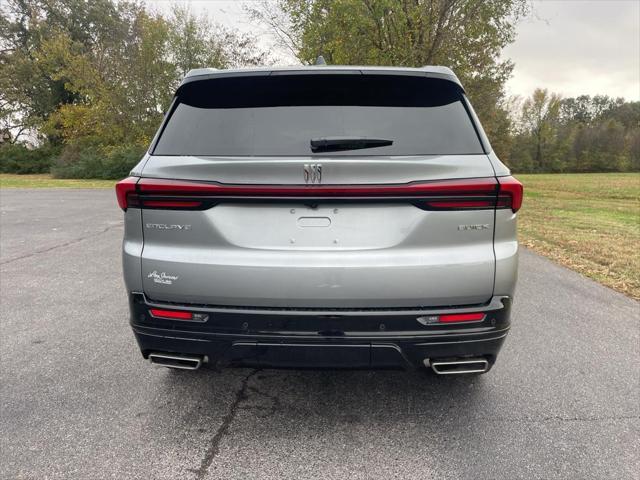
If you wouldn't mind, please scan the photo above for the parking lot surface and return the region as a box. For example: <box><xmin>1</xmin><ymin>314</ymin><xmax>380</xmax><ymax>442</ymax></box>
<box><xmin>1</xmin><ymin>188</ymin><xmax>638</xmax><ymax>479</ymax></box>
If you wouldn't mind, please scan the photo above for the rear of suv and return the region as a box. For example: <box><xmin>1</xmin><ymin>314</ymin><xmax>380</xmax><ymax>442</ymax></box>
<box><xmin>116</xmin><ymin>65</ymin><xmax>522</xmax><ymax>375</ymax></box>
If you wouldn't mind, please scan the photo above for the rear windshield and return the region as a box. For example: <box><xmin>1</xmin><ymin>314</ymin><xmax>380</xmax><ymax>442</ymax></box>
<box><xmin>153</xmin><ymin>74</ymin><xmax>484</xmax><ymax>156</ymax></box>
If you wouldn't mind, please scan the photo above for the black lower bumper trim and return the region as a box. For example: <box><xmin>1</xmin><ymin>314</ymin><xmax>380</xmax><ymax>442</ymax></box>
<box><xmin>130</xmin><ymin>294</ymin><xmax>511</xmax><ymax>369</ymax></box>
<box><xmin>132</xmin><ymin>326</ymin><xmax>508</xmax><ymax>369</ymax></box>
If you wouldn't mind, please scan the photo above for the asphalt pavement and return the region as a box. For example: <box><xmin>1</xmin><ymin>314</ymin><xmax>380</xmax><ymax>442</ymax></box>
<box><xmin>1</xmin><ymin>188</ymin><xmax>638</xmax><ymax>480</ymax></box>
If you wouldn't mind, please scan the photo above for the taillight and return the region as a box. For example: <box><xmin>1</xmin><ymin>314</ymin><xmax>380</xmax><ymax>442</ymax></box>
<box><xmin>135</xmin><ymin>177</ymin><xmax>500</xmax><ymax>198</ymax></box>
<box><xmin>497</xmin><ymin>176</ymin><xmax>523</xmax><ymax>213</ymax></box>
<box><xmin>149</xmin><ymin>308</ymin><xmax>208</xmax><ymax>322</ymax></box>
<box><xmin>117</xmin><ymin>177</ymin><xmax>521</xmax><ymax>212</ymax></box>
<box><xmin>115</xmin><ymin>176</ymin><xmax>139</xmax><ymax>210</ymax></box>
<box><xmin>129</xmin><ymin>177</ymin><xmax>503</xmax><ymax>211</ymax></box>
<box><xmin>414</xmin><ymin>178</ymin><xmax>499</xmax><ymax>211</ymax></box>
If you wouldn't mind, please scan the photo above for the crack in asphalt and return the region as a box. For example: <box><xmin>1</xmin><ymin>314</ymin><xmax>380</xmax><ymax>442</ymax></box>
<box><xmin>0</xmin><ymin>223</ymin><xmax>123</xmax><ymax>265</ymax></box>
<box><xmin>193</xmin><ymin>369</ymin><xmax>260</xmax><ymax>480</ymax></box>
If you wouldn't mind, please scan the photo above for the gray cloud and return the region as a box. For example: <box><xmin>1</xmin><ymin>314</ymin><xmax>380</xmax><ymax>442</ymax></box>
<box><xmin>148</xmin><ymin>0</ymin><xmax>639</xmax><ymax>100</ymax></box>
<box><xmin>503</xmin><ymin>0</ymin><xmax>640</xmax><ymax>100</ymax></box>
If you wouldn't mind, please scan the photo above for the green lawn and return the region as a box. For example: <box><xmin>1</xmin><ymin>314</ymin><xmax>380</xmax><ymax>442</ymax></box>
<box><xmin>2</xmin><ymin>172</ymin><xmax>639</xmax><ymax>299</ymax></box>
<box><xmin>517</xmin><ymin>173</ymin><xmax>640</xmax><ymax>299</ymax></box>
<box><xmin>0</xmin><ymin>174</ymin><xmax>115</xmax><ymax>188</ymax></box>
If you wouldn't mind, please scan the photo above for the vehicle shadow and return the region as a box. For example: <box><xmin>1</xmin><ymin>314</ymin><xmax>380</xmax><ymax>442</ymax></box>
<box><xmin>136</xmin><ymin>364</ymin><xmax>513</xmax><ymax>480</ymax></box>
<box><xmin>156</xmin><ymin>366</ymin><xmax>496</xmax><ymax>425</ymax></box>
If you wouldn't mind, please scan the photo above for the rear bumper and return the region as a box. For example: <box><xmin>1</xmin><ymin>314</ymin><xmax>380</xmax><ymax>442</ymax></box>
<box><xmin>129</xmin><ymin>294</ymin><xmax>511</xmax><ymax>369</ymax></box>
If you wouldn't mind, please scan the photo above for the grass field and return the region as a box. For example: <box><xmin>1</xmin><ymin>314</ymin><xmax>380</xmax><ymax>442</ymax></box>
<box><xmin>0</xmin><ymin>174</ymin><xmax>115</xmax><ymax>189</ymax></box>
<box><xmin>517</xmin><ymin>173</ymin><xmax>639</xmax><ymax>299</ymax></box>
<box><xmin>2</xmin><ymin>172</ymin><xmax>639</xmax><ymax>299</ymax></box>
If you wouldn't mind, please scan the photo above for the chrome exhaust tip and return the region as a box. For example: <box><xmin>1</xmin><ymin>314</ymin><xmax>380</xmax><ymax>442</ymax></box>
<box><xmin>148</xmin><ymin>352</ymin><xmax>205</xmax><ymax>370</ymax></box>
<box><xmin>429</xmin><ymin>358</ymin><xmax>489</xmax><ymax>375</ymax></box>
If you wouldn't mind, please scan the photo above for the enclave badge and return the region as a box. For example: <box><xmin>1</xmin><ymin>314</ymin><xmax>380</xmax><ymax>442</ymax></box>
<box><xmin>145</xmin><ymin>223</ymin><xmax>192</xmax><ymax>231</ymax></box>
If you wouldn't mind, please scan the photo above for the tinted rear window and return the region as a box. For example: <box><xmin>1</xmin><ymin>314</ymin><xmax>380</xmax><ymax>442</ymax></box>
<box><xmin>153</xmin><ymin>75</ymin><xmax>484</xmax><ymax>156</ymax></box>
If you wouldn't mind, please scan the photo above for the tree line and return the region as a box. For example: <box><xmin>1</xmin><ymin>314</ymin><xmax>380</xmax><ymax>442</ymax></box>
<box><xmin>0</xmin><ymin>0</ymin><xmax>266</xmax><ymax>177</ymax></box>
<box><xmin>508</xmin><ymin>89</ymin><xmax>639</xmax><ymax>172</ymax></box>
<box><xmin>1</xmin><ymin>0</ymin><xmax>638</xmax><ymax>178</ymax></box>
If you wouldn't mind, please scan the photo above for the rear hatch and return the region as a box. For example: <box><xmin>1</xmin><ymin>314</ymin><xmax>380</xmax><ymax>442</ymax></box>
<box><xmin>137</xmin><ymin>72</ymin><xmax>499</xmax><ymax>308</ymax></box>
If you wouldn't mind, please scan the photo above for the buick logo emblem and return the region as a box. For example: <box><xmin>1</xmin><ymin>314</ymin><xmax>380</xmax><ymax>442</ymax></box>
<box><xmin>303</xmin><ymin>164</ymin><xmax>322</xmax><ymax>184</ymax></box>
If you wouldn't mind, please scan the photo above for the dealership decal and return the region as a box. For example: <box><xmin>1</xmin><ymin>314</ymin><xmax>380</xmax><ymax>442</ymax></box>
<box><xmin>147</xmin><ymin>271</ymin><xmax>179</xmax><ymax>285</ymax></box>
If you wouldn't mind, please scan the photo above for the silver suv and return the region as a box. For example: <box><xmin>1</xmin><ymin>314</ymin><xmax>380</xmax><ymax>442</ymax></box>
<box><xmin>116</xmin><ymin>65</ymin><xmax>522</xmax><ymax>375</ymax></box>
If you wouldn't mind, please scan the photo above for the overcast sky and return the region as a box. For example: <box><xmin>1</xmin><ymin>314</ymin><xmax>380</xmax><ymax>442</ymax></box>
<box><xmin>148</xmin><ymin>0</ymin><xmax>640</xmax><ymax>101</ymax></box>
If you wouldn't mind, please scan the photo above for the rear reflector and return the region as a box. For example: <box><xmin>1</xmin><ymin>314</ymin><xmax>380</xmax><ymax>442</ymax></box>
<box><xmin>439</xmin><ymin>312</ymin><xmax>486</xmax><ymax>323</ymax></box>
<box><xmin>149</xmin><ymin>309</ymin><xmax>193</xmax><ymax>320</ymax></box>
<box><xmin>149</xmin><ymin>309</ymin><xmax>209</xmax><ymax>322</ymax></box>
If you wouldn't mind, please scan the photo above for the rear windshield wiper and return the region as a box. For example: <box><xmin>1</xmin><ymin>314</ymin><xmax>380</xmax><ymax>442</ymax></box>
<box><xmin>310</xmin><ymin>136</ymin><xmax>393</xmax><ymax>153</ymax></box>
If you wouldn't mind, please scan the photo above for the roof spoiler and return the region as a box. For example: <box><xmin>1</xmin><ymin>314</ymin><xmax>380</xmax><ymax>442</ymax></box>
<box><xmin>178</xmin><ymin>66</ymin><xmax>464</xmax><ymax>92</ymax></box>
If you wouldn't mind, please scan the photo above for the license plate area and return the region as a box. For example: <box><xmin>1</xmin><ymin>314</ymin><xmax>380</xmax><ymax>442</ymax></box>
<box><xmin>211</xmin><ymin>202</ymin><xmax>419</xmax><ymax>250</ymax></box>
<box><xmin>228</xmin><ymin>342</ymin><xmax>371</xmax><ymax>368</ymax></box>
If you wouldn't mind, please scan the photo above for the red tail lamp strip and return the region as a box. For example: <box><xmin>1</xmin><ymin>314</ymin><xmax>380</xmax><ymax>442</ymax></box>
<box><xmin>115</xmin><ymin>176</ymin><xmax>523</xmax><ymax>212</ymax></box>
<box><xmin>135</xmin><ymin>176</ymin><xmax>500</xmax><ymax>197</ymax></box>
